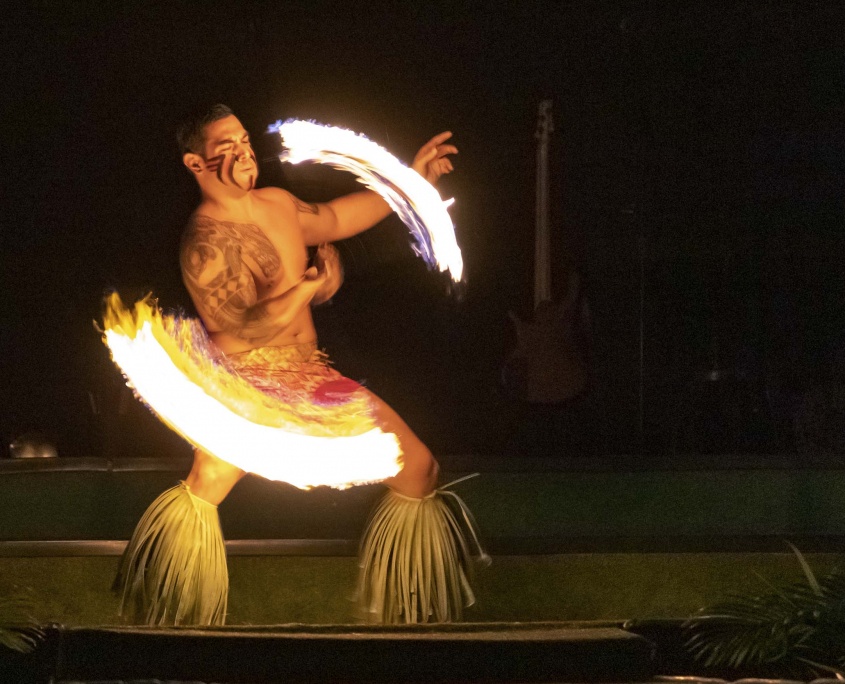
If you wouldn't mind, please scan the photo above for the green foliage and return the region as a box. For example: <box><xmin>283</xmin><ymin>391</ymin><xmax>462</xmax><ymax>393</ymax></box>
<box><xmin>684</xmin><ymin>546</ymin><xmax>845</xmax><ymax>678</ymax></box>
<box><xmin>0</xmin><ymin>595</ymin><xmax>43</xmax><ymax>654</ymax></box>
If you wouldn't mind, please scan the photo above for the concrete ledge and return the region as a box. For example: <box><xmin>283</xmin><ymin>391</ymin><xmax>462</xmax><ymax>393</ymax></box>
<box><xmin>50</xmin><ymin>622</ymin><xmax>655</xmax><ymax>683</ymax></box>
<box><xmin>3</xmin><ymin>535</ymin><xmax>845</xmax><ymax>558</ymax></box>
<box><xmin>0</xmin><ymin>539</ymin><xmax>359</xmax><ymax>558</ymax></box>
<box><xmin>2</xmin><ymin>453</ymin><xmax>845</xmax><ymax>474</ymax></box>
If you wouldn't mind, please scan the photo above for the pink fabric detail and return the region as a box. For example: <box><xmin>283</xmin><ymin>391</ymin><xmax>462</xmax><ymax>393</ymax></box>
<box><xmin>313</xmin><ymin>378</ymin><xmax>363</xmax><ymax>406</ymax></box>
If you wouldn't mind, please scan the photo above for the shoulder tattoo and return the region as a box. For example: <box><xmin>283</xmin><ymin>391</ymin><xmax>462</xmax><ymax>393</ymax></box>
<box><xmin>293</xmin><ymin>197</ymin><xmax>319</xmax><ymax>215</ymax></box>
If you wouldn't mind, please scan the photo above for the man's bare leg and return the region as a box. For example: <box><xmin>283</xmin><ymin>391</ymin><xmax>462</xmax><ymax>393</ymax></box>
<box><xmin>116</xmin><ymin>448</ymin><xmax>241</xmax><ymax>626</ymax></box>
<box><xmin>354</xmin><ymin>389</ymin><xmax>483</xmax><ymax>623</ymax></box>
<box><xmin>184</xmin><ymin>449</ymin><xmax>247</xmax><ymax>505</ymax></box>
<box><xmin>364</xmin><ymin>390</ymin><xmax>439</xmax><ymax>498</ymax></box>
<box><xmin>184</xmin><ymin>390</ymin><xmax>424</xmax><ymax>500</ymax></box>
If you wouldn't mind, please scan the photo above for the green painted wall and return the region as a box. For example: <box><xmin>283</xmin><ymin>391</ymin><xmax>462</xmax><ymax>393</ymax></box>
<box><xmin>3</xmin><ymin>465</ymin><xmax>845</xmax><ymax>541</ymax></box>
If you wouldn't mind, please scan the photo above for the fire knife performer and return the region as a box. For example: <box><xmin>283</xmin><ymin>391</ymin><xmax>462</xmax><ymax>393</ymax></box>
<box><xmin>112</xmin><ymin>104</ymin><xmax>485</xmax><ymax>625</ymax></box>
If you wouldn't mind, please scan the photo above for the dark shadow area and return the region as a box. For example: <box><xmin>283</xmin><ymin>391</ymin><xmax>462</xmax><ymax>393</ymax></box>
<box><xmin>2</xmin><ymin>3</ymin><xmax>843</xmax><ymax>470</ymax></box>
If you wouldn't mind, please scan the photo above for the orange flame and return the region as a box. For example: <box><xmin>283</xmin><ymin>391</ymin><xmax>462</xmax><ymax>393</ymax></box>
<box><xmin>101</xmin><ymin>294</ymin><xmax>401</xmax><ymax>489</ymax></box>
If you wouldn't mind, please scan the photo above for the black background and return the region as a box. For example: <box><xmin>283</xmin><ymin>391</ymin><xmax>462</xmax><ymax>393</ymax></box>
<box><xmin>2</xmin><ymin>1</ymin><xmax>843</xmax><ymax>460</ymax></box>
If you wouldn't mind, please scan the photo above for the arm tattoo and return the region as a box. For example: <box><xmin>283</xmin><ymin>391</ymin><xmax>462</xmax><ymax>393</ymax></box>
<box><xmin>293</xmin><ymin>197</ymin><xmax>319</xmax><ymax>215</ymax></box>
<box><xmin>180</xmin><ymin>215</ymin><xmax>281</xmax><ymax>340</ymax></box>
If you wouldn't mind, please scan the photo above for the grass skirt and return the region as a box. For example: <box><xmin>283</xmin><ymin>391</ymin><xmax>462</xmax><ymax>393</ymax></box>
<box><xmin>115</xmin><ymin>482</ymin><xmax>228</xmax><ymax>626</ymax></box>
<box><xmin>356</xmin><ymin>487</ymin><xmax>488</xmax><ymax>624</ymax></box>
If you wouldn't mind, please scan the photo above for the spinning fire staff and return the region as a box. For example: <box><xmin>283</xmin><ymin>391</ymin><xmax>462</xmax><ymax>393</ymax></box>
<box><xmin>105</xmin><ymin>104</ymin><xmax>486</xmax><ymax>626</ymax></box>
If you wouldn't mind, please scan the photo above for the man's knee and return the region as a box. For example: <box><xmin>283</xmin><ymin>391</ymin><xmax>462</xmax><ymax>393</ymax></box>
<box><xmin>388</xmin><ymin>444</ymin><xmax>438</xmax><ymax>498</ymax></box>
<box><xmin>424</xmin><ymin>450</ymin><xmax>440</xmax><ymax>483</ymax></box>
<box><xmin>186</xmin><ymin>450</ymin><xmax>245</xmax><ymax>504</ymax></box>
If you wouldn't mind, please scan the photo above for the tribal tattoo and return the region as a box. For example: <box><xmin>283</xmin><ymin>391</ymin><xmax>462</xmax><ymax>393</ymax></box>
<box><xmin>293</xmin><ymin>197</ymin><xmax>319</xmax><ymax>215</ymax></box>
<box><xmin>180</xmin><ymin>215</ymin><xmax>281</xmax><ymax>340</ymax></box>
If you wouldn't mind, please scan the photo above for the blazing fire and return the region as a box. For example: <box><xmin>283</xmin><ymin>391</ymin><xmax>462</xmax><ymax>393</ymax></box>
<box><xmin>101</xmin><ymin>294</ymin><xmax>401</xmax><ymax>489</ymax></box>
<box><xmin>268</xmin><ymin>119</ymin><xmax>464</xmax><ymax>282</ymax></box>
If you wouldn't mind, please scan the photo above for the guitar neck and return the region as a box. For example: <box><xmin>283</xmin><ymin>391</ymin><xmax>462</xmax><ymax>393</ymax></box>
<box><xmin>535</xmin><ymin>99</ymin><xmax>553</xmax><ymax>308</ymax></box>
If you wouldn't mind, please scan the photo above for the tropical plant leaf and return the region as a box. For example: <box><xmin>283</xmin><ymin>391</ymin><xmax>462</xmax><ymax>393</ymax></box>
<box><xmin>0</xmin><ymin>595</ymin><xmax>44</xmax><ymax>654</ymax></box>
<box><xmin>684</xmin><ymin>550</ymin><xmax>845</xmax><ymax>678</ymax></box>
<box><xmin>787</xmin><ymin>542</ymin><xmax>822</xmax><ymax>596</ymax></box>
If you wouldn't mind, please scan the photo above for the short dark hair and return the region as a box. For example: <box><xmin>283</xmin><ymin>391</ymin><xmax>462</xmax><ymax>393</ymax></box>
<box><xmin>176</xmin><ymin>103</ymin><xmax>234</xmax><ymax>155</ymax></box>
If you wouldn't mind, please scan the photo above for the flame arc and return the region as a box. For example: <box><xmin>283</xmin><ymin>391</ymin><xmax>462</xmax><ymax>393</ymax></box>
<box><xmin>269</xmin><ymin>119</ymin><xmax>464</xmax><ymax>282</ymax></box>
<box><xmin>102</xmin><ymin>294</ymin><xmax>401</xmax><ymax>490</ymax></box>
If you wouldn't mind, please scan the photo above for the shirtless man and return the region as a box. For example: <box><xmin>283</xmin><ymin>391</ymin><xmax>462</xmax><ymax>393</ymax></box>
<box><xmin>177</xmin><ymin>104</ymin><xmax>455</xmax><ymax>505</ymax></box>
<box><xmin>116</xmin><ymin>104</ymin><xmax>476</xmax><ymax>626</ymax></box>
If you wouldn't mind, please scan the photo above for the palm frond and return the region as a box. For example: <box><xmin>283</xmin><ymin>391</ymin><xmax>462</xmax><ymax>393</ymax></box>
<box><xmin>0</xmin><ymin>596</ymin><xmax>44</xmax><ymax>654</ymax></box>
<box><xmin>684</xmin><ymin>550</ymin><xmax>845</xmax><ymax>678</ymax></box>
<box><xmin>788</xmin><ymin>542</ymin><xmax>822</xmax><ymax>596</ymax></box>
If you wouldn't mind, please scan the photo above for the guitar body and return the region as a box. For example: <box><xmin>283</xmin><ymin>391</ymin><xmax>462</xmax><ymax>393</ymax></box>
<box><xmin>504</xmin><ymin>288</ymin><xmax>589</xmax><ymax>405</ymax></box>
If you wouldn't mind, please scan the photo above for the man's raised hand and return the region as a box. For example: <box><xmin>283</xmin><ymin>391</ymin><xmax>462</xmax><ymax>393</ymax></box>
<box><xmin>411</xmin><ymin>131</ymin><xmax>457</xmax><ymax>185</ymax></box>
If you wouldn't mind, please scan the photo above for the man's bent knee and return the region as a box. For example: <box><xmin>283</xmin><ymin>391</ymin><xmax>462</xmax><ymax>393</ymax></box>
<box><xmin>386</xmin><ymin>447</ymin><xmax>439</xmax><ymax>499</ymax></box>
<box><xmin>185</xmin><ymin>450</ymin><xmax>245</xmax><ymax>505</ymax></box>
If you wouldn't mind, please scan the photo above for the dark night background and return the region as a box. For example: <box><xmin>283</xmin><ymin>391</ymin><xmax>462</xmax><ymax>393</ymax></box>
<box><xmin>2</xmin><ymin>1</ymin><xmax>843</xmax><ymax>463</ymax></box>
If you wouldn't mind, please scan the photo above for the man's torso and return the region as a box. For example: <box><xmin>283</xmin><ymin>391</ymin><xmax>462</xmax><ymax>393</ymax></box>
<box><xmin>182</xmin><ymin>187</ymin><xmax>318</xmax><ymax>354</ymax></box>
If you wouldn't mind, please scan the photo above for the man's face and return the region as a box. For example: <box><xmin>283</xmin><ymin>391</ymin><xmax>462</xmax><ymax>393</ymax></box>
<box><xmin>199</xmin><ymin>115</ymin><xmax>257</xmax><ymax>191</ymax></box>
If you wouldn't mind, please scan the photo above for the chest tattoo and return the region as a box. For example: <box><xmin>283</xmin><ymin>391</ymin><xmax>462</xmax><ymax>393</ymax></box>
<box><xmin>182</xmin><ymin>215</ymin><xmax>281</xmax><ymax>282</ymax></box>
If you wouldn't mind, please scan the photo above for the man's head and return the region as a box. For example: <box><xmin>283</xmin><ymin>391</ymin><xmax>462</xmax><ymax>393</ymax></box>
<box><xmin>178</xmin><ymin>104</ymin><xmax>257</xmax><ymax>194</ymax></box>
<box><xmin>176</xmin><ymin>103</ymin><xmax>234</xmax><ymax>155</ymax></box>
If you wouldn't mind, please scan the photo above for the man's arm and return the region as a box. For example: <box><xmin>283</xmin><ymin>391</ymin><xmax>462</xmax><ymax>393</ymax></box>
<box><xmin>296</xmin><ymin>190</ymin><xmax>392</xmax><ymax>247</ymax></box>
<box><xmin>180</xmin><ymin>216</ymin><xmax>327</xmax><ymax>343</ymax></box>
<box><xmin>295</xmin><ymin>131</ymin><xmax>458</xmax><ymax>246</ymax></box>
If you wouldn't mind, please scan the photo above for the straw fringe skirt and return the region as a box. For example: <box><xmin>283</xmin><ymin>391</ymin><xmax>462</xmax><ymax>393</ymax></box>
<box><xmin>115</xmin><ymin>482</ymin><xmax>228</xmax><ymax>626</ymax></box>
<box><xmin>356</xmin><ymin>488</ymin><xmax>487</xmax><ymax>624</ymax></box>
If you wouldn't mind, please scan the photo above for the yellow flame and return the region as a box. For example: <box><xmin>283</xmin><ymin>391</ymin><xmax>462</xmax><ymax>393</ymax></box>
<box><xmin>102</xmin><ymin>294</ymin><xmax>401</xmax><ymax>489</ymax></box>
<box><xmin>273</xmin><ymin>120</ymin><xmax>464</xmax><ymax>281</ymax></box>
